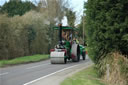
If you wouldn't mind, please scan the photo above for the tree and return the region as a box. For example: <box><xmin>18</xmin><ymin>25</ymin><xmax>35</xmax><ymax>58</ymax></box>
<box><xmin>0</xmin><ymin>0</ymin><xmax>36</xmax><ymax>17</ymax></box>
<box><xmin>65</xmin><ymin>8</ymin><xmax>76</xmax><ymax>27</ymax></box>
<box><xmin>85</xmin><ymin>0</ymin><xmax>128</xmax><ymax>63</ymax></box>
<box><xmin>0</xmin><ymin>6</ymin><xmax>1</xmax><ymax>11</ymax></box>
<box><xmin>38</xmin><ymin>0</ymin><xmax>67</xmax><ymax>23</ymax></box>
<box><xmin>77</xmin><ymin>16</ymin><xmax>86</xmax><ymax>38</ymax></box>
<box><xmin>0</xmin><ymin>0</ymin><xmax>70</xmax><ymax>59</ymax></box>
<box><xmin>37</xmin><ymin>0</ymin><xmax>68</xmax><ymax>52</ymax></box>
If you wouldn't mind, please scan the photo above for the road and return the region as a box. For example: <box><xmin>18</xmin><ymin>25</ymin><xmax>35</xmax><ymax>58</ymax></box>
<box><xmin>0</xmin><ymin>57</ymin><xmax>91</xmax><ymax>85</ymax></box>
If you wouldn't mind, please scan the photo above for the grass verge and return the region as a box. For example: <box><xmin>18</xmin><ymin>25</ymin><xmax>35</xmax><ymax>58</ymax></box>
<box><xmin>0</xmin><ymin>54</ymin><xmax>49</xmax><ymax>67</ymax></box>
<box><xmin>61</xmin><ymin>66</ymin><xmax>106</xmax><ymax>85</ymax></box>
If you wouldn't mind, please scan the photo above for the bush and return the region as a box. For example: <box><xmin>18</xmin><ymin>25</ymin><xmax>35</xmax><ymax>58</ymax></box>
<box><xmin>85</xmin><ymin>0</ymin><xmax>128</xmax><ymax>63</ymax></box>
<box><xmin>96</xmin><ymin>52</ymin><xmax>128</xmax><ymax>85</ymax></box>
<box><xmin>118</xmin><ymin>55</ymin><xmax>128</xmax><ymax>84</ymax></box>
<box><xmin>0</xmin><ymin>15</ymin><xmax>11</xmax><ymax>59</ymax></box>
<box><xmin>21</xmin><ymin>11</ymin><xmax>49</xmax><ymax>54</ymax></box>
<box><xmin>0</xmin><ymin>11</ymin><xmax>51</xmax><ymax>60</ymax></box>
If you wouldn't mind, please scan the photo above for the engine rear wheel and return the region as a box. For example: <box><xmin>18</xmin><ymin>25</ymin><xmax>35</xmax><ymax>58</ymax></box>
<box><xmin>82</xmin><ymin>51</ymin><xmax>86</xmax><ymax>60</ymax></box>
<box><xmin>71</xmin><ymin>43</ymin><xmax>80</xmax><ymax>62</ymax></box>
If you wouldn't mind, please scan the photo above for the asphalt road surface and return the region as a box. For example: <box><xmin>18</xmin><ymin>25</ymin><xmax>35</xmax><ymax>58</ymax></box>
<box><xmin>0</xmin><ymin>57</ymin><xmax>91</xmax><ymax>85</ymax></box>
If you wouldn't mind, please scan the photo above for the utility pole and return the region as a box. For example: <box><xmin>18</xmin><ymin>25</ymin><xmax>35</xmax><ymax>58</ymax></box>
<box><xmin>83</xmin><ymin>1</ymin><xmax>85</xmax><ymax>44</ymax></box>
<box><xmin>83</xmin><ymin>14</ymin><xmax>85</xmax><ymax>43</ymax></box>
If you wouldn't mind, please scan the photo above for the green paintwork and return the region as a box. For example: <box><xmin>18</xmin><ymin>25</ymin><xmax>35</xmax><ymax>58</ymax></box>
<box><xmin>79</xmin><ymin>45</ymin><xmax>85</xmax><ymax>54</ymax></box>
<box><xmin>64</xmin><ymin>40</ymin><xmax>71</xmax><ymax>58</ymax></box>
<box><xmin>64</xmin><ymin>41</ymin><xmax>71</xmax><ymax>49</ymax></box>
<box><xmin>64</xmin><ymin>56</ymin><xmax>67</xmax><ymax>58</ymax></box>
<box><xmin>54</xmin><ymin>26</ymin><xmax>73</xmax><ymax>30</ymax></box>
<box><xmin>52</xmin><ymin>26</ymin><xmax>85</xmax><ymax>59</ymax></box>
<box><xmin>53</xmin><ymin>26</ymin><xmax>78</xmax><ymax>31</ymax></box>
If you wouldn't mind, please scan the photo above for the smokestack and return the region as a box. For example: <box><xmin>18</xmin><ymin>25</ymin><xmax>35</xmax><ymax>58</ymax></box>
<box><xmin>58</xmin><ymin>23</ymin><xmax>62</xmax><ymax>44</ymax></box>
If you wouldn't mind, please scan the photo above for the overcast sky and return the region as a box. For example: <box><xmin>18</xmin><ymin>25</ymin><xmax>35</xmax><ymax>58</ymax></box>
<box><xmin>0</xmin><ymin>0</ymin><xmax>87</xmax><ymax>25</ymax></box>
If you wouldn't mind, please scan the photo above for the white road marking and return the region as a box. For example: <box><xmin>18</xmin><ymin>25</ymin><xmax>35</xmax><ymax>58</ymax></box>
<box><xmin>23</xmin><ymin>64</ymin><xmax>80</xmax><ymax>85</ymax></box>
<box><xmin>0</xmin><ymin>72</ymin><xmax>9</xmax><ymax>76</ymax></box>
<box><xmin>26</xmin><ymin>63</ymin><xmax>50</xmax><ymax>70</ymax></box>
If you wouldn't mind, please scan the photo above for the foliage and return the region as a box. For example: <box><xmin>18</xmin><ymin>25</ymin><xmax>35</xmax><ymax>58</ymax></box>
<box><xmin>85</xmin><ymin>0</ymin><xmax>128</xmax><ymax>63</ymax></box>
<box><xmin>0</xmin><ymin>0</ymin><xmax>68</xmax><ymax>60</ymax></box>
<box><xmin>118</xmin><ymin>55</ymin><xmax>128</xmax><ymax>84</ymax></box>
<box><xmin>77</xmin><ymin>16</ymin><xmax>86</xmax><ymax>40</ymax></box>
<box><xmin>95</xmin><ymin>52</ymin><xmax>128</xmax><ymax>85</ymax></box>
<box><xmin>0</xmin><ymin>15</ymin><xmax>12</xmax><ymax>59</ymax></box>
<box><xmin>0</xmin><ymin>0</ymin><xmax>36</xmax><ymax>17</ymax></box>
<box><xmin>65</xmin><ymin>8</ymin><xmax>76</xmax><ymax>27</ymax></box>
<box><xmin>37</xmin><ymin>0</ymin><xmax>67</xmax><ymax>51</ymax></box>
<box><xmin>0</xmin><ymin>11</ymin><xmax>49</xmax><ymax>59</ymax></box>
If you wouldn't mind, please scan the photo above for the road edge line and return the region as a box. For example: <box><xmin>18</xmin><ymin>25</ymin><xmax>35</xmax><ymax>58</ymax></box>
<box><xmin>0</xmin><ymin>72</ymin><xmax>9</xmax><ymax>76</ymax></box>
<box><xmin>23</xmin><ymin>64</ymin><xmax>81</xmax><ymax>85</ymax></box>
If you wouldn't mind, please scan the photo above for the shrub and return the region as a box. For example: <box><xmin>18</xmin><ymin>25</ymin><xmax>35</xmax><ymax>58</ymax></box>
<box><xmin>0</xmin><ymin>11</ymin><xmax>51</xmax><ymax>59</ymax></box>
<box><xmin>85</xmin><ymin>0</ymin><xmax>128</xmax><ymax>63</ymax></box>
<box><xmin>96</xmin><ymin>52</ymin><xmax>128</xmax><ymax>85</ymax></box>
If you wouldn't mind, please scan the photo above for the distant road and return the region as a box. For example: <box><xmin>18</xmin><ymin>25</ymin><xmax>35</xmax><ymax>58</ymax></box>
<box><xmin>0</xmin><ymin>57</ymin><xmax>91</xmax><ymax>85</ymax></box>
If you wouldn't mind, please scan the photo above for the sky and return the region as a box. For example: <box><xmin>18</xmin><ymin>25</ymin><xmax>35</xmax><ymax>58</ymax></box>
<box><xmin>69</xmin><ymin>0</ymin><xmax>87</xmax><ymax>25</ymax></box>
<box><xmin>0</xmin><ymin>0</ymin><xmax>87</xmax><ymax>25</ymax></box>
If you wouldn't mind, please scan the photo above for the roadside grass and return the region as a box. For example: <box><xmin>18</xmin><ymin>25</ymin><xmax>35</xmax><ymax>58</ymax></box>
<box><xmin>0</xmin><ymin>54</ymin><xmax>49</xmax><ymax>67</ymax></box>
<box><xmin>61</xmin><ymin>66</ymin><xmax>106</xmax><ymax>85</ymax></box>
